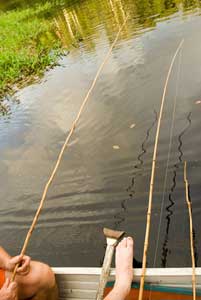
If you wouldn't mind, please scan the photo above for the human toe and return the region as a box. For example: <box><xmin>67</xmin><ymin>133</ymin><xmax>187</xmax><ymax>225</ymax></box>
<box><xmin>127</xmin><ymin>237</ymin><xmax>134</xmax><ymax>248</ymax></box>
<box><xmin>120</xmin><ymin>237</ymin><xmax>128</xmax><ymax>248</ymax></box>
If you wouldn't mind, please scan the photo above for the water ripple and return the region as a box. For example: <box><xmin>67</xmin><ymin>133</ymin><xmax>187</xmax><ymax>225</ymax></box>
<box><xmin>161</xmin><ymin>112</ymin><xmax>193</xmax><ymax>267</ymax></box>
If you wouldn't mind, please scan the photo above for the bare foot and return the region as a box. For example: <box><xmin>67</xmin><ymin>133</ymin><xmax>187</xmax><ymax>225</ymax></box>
<box><xmin>114</xmin><ymin>237</ymin><xmax>134</xmax><ymax>297</ymax></box>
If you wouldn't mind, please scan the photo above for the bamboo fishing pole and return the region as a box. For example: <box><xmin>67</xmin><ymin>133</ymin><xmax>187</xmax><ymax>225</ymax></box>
<box><xmin>11</xmin><ymin>15</ymin><xmax>129</xmax><ymax>281</ymax></box>
<box><xmin>184</xmin><ymin>161</ymin><xmax>196</xmax><ymax>300</ymax></box>
<box><xmin>138</xmin><ymin>39</ymin><xmax>184</xmax><ymax>300</ymax></box>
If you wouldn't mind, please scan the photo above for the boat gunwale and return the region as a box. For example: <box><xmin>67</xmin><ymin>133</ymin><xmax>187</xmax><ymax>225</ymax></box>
<box><xmin>53</xmin><ymin>267</ymin><xmax>201</xmax><ymax>299</ymax></box>
<box><xmin>52</xmin><ymin>267</ymin><xmax>201</xmax><ymax>276</ymax></box>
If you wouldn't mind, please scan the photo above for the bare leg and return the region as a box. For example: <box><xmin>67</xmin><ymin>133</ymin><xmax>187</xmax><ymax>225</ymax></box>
<box><xmin>6</xmin><ymin>261</ymin><xmax>58</xmax><ymax>300</ymax></box>
<box><xmin>104</xmin><ymin>237</ymin><xmax>134</xmax><ymax>300</ymax></box>
<box><xmin>28</xmin><ymin>284</ymin><xmax>58</xmax><ymax>300</ymax></box>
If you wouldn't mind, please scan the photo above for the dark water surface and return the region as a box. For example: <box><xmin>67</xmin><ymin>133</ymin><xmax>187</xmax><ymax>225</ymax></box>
<box><xmin>1</xmin><ymin>0</ymin><xmax>201</xmax><ymax>268</ymax></box>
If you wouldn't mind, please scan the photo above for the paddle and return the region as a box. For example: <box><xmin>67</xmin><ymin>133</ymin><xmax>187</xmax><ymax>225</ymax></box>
<box><xmin>96</xmin><ymin>228</ymin><xmax>125</xmax><ymax>300</ymax></box>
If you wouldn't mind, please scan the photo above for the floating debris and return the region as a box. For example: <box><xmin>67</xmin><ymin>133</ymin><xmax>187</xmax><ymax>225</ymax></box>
<box><xmin>195</xmin><ymin>100</ymin><xmax>201</xmax><ymax>105</ymax></box>
<box><xmin>130</xmin><ymin>123</ymin><xmax>136</xmax><ymax>129</ymax></box>
<box><xmin>113</xmin><ymin>145</ymin><xmax>120</xmax><ymax>150</ymax></box>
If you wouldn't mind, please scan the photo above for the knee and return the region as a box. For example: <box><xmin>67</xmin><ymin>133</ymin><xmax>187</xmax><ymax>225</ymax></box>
<box><xmin>39</xmin><ymin>263</ymin><xmax>56</xmax><ymax>290</ymax></box>
<box><xmin>31</xmin><ymin>261</ymin><xmax>56</xmax><ymax>291</ymax></box>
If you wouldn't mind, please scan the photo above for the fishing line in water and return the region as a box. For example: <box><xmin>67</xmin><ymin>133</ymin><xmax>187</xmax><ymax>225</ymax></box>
<box><xmin>11</xmin><ymin>15</ymin><xmax>129</xmax><ymax>281</ymax></box>
<box><xmin>138</xmin><ymin>39</ymin><xmax>184</xmax><ymax>300</ymax></box>
<box><xmin>148</xmin><ymin>42</ymin><xmax>183</xmax><ymax>300</ymax></box>
<box><xmin>152</xmin><ymin>47</ymin><xmax>183</xmax><ymax>268</ymax></box>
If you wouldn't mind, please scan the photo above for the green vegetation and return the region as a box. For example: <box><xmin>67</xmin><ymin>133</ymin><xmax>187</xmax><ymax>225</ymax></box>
<box><xmin>0</xmin><ymin>2</ymin><xmax>63</xmax><ymax>110</ymax></box>
<box><xmin>0</xmin><ymin>0</ymin><xmax>200</xmax><ymax>114</ymax></box>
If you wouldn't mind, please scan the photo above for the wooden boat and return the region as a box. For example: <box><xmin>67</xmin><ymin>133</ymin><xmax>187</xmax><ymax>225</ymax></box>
<box><xmin>53</xmin><ymin>267</ymin><xmax>201</xmax><ymax>300</ymax></box>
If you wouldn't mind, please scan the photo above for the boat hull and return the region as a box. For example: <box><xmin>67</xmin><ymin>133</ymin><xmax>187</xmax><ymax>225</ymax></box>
<box><xmin>105</xmin><ymin>282</ymin><xmax>201</xmax><ymax>300</ymax></box>
<box><xmin>53</xmin><ymin>267</ymin><xmax>201</xmax><ymax>300</ymax></box>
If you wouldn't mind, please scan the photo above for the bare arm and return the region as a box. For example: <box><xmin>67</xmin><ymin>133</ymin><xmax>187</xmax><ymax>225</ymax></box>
<box><xmin>0</xmin><ymin>246</ymin><xmax>11</xmax><ymax>270</ymax></box>
<box><xmin>0</xmin><ymin>246</ymin><xmax>31</xmax><ymax>275</ymax></box>
<box><xmin>0</xmin><ymin>278</ymin><xmax>18</xmax><ymax>300</ymax></box>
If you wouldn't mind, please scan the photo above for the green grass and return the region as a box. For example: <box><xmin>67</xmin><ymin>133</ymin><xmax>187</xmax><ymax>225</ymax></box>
<box><xmin>0</xmin><ymin>3</ymin><xmax>64</xmax><ymax>108</ymax></box>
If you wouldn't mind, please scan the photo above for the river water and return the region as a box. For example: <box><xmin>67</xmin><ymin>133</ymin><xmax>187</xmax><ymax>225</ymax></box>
<box><xmin>0</xmin><ymin>0</ymin><xmax>201</xmax><ymax>268</ymax></box>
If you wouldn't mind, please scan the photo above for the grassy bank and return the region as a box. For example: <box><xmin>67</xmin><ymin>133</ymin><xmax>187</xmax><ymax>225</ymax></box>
<box><xmin>0</xmin><ymin>2</ymin><xmax>64</xmax><ymax>113</ymax></box>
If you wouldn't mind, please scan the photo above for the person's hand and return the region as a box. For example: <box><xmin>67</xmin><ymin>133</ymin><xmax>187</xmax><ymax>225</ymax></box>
<box><xmin>0</xmin><ymin>278</ymin><xmax>18</xmax><ymax>300</ymax></box>
<box><xmin>6</xmin><ymin>254</ymin><xmax>31</xmax><ymax>275</ymax></box>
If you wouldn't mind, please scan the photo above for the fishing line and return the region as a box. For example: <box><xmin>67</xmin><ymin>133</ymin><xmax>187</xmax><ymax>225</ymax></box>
<box><xmin>138</xmin><ymin>39</ymin><xmax>184</xmax><ymax>300</ymax></box>
<box><xmin>153</xmin><ymin>46</ymin><xmax>183</xmax><ymax>268</ymax></box>
<box><xmin>148</xmin><ymin>44</ymin><xmax>183</xmax><ymax>300</ymax></box>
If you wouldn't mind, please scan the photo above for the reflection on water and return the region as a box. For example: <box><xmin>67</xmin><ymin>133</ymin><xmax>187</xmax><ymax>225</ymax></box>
<box><xmin>53</xmin><ymin>0</ymin><xmax>201</xmax><ymax>52</ymax></box>
<box><xmin>0</xmin><ymin>0</ymin><xmax>200</xmax><ymax>115</ymax></box>
<box><xmin>0</xmin><ymin>0</ymin><xmax>201</xmax><ymax>268</ymax></box>
<box><xmin>161</xmin><ymin>112</ymin><xmax>198</xmax><ymax>267</ymax></box>
<box><xmin>113</xmin><ymin>110</ymin><xmax>157</xmax><ymax>238</ymax></box>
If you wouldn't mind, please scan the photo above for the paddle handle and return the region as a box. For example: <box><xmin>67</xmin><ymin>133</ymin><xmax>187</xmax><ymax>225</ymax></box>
<box><xmin>96</xmin><ymin>244</ymin><xmax>115</xmax><ymax>300</ymax></box>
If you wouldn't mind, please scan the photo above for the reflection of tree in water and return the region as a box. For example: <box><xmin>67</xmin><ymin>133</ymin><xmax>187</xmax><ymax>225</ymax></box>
<box><xmin>127</xmin><ymin>110</ymin><xmax>157</xmax><ymax>196</ymax></box>
<box><xmin>53</xmin><ymin>0</ymin><xmax>200</xmax><ymax>51</ymax></box>
<box><xmin>53</xmin><ymin>0</ymin><xmax>130</xmax><ymax>51</ymax></box>
<box><xmin>1</xmin><ymin>0</ymin><xmax>200</xmax><ymax>115</ymax></box>
<box><xmin>0</xmin><ymin>102</ymin><xmax>9</xmax><ymax>116</ymax></box>
<box><xmin>113</xmin><ymin>110</ymin><xmax>157</xmax><ymax>229</ymax></box>
<box><xmin>182</xmin><ymin>0</ymin><xmax>201</xmax><ymax>8</ymax></box>
<box><xmin>0</xmin><ymin>95</ymin><xmax>20</xmax><ymax>117</ymax></box>
<box><xmin>164</xmin><ymin>0</ymin><xmax>176</xmax><ymax>9</ymax></box>
<box><xmin>161</xmin><ymin>112</ymin><xmax>198</xmax><ymax>267</ymax></box>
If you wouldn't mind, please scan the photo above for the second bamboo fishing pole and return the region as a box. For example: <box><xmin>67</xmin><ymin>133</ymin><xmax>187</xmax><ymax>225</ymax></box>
<box><xmin>138</xmin><ymin>39</ymin><xmax>184</xmax><ymax>300</ymax></box>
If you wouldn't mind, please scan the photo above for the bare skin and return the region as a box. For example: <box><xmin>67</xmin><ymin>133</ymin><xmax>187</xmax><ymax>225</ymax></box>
<box><xmin>104</xmin><ymin>237</ymin><xmax>134</xmax><ymax>300</ymax></box>
<box><xmin>0</xmin><ymin>278</ymin><xmax>18</xmax><ymax>300</ymax></box>
<box><xmin>0</xmin><ymin>238</ymin><xmax>133</xmax><ymax>300</ymax></box>
<box><xmin>0</xmin><ymin>246</ymin><xmax>58</xmax><ymax>300</ymax></box>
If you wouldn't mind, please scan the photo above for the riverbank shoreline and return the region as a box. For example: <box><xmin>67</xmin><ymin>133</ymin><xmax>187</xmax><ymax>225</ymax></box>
<box><xmin>0</xmin><ymin>2</ymin><xmax>68</xmax><ymax>114</ymax></box>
